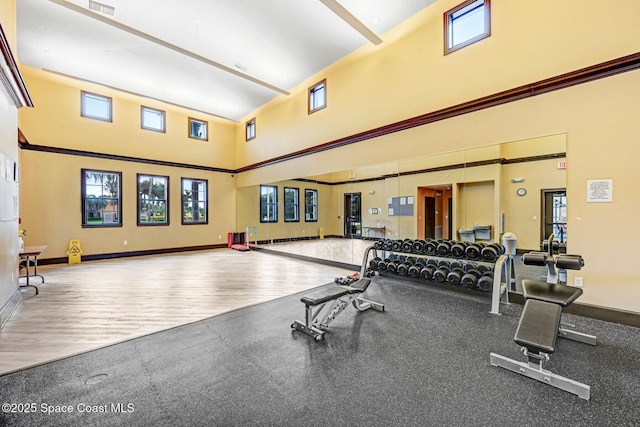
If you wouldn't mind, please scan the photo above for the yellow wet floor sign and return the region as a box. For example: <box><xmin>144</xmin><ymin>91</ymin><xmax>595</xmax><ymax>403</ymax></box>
<box><xmin>67</xmin><ymin>239</ymin><xmax>83</xmax><ymax>264</ymax></box>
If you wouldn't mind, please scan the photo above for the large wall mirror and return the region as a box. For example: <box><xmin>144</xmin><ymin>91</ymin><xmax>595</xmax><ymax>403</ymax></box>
<box><xmin>236</xmin><ymin>133</ymin><xmax>566</xmax><ymax>271</ymax></box>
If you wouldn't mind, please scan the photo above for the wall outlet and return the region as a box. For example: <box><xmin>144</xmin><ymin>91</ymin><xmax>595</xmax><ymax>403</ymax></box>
<box><xmin>124</xmin><ymin>240</ymin><xmax>128</xmax><ymax>246</ymax></box>
<box><xmin>574</xmin><ymin>276</ymin><xmax>584</xmax><ymax>287</ymax></box>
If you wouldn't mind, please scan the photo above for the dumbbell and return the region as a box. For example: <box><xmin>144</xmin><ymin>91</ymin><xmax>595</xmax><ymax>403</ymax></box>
<box><xmin>412</xmin><ymin>239</ymin><xmax>426</xmax><ymax>254</ymax></box>
<box><xmin>383</xmin><ymin>239</ymin><xmax>394</xmax><ymax>251</ymax></box>
<box><xmin>408</xmin><ymin>260</ymin><xmax>425</xmax><ymax>278</ymax></box>
<box><xmin>432</xmin><ymin>260</ymin><xmax>451</xmax><ymax>283</ymax></box>
<box><xmin>420</xmin><ymin>264</ymin><xmax>436</xmax><ymax>280</ymax></box>
<box><xmin>477</xmin><ymin>271</ymin><xmax>494</xmax><ymax>292</ymax></box>
<box><xmin>481</xmin><ymin>243</ymin><xmax>504</xmax><ymax>262</ymax></box>
<box><xmin>369</xmin><ymin>257</ymin><xmax>382</xmax><ymax>270</ymax></box>
<box><xmin>461</xmin><ymin>263</ymin><xmax>481</xmax><ymax>288</ymax></box>
<box><xmin>436</xmin><ymin>240</ymin><xmax>452</xmax><ymax>256</ymax></box>
<box><xmin>446</xmin><ymin>265</ymin><xmax>465</xmax><ymax>286</ymax></box>
<box><xmin>397</xmin><ymin>258</ymin><xmax>415</xmax><ymax>276</ymax></box>
<box><xmin>377</xmin><ymin>256</ymin><xmax>396</xmax><ymax>271</ymax></box>
<box><xmin>450</xmin><ymin>241</ymin><xmax>467</xmax><ymax>258</ymax></box>
<box><xmin>401</xmin><ymin>239</ymin><xmax>414</xmax><ymax>253</ymax></box>
<box><xmin>373</xmin><ymin>240</ymin><xmax>384</xmax><ymax>250</ymax></box>
<box><xmin>391</xmin><ymin>240</ymin><xmax>403</xmax><ymax>252</ymax></box>
<box><xmin>424</xmin><ymin>239</ymin><xmax>437</xmax><ymax>256</ymax></box>
<box><xmin>464</xmin><ymin>243</ymin><xmax>482</xmax><ymax>259</ymax></box>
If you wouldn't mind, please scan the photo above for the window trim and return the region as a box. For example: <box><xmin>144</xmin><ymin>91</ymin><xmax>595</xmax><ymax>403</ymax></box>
<box><xmin>444</xmin><ymin>0</ymin><xmax>491</xmax><ymax>55</ymax></box>
<box><xmin>181</xmin><ymin>177</ymin><xmax>209</xmax><ymax>225</ymax></box>
<box><xmin>246</xmin><ymin>117</ymin><xmax>256</xmax><ymax>141</ymax></box>
<box><xmin>137</xmin><ymin>174</ymin><xmax>170</xmax><ymax>226</ymax></box>
<box><xmin>308</xmin><ymin>79</ymin><xmax>327</xmax><ymax>114</ymax></box>
<box><xmin>259</xmin><ymin>184</ymin><xmax>278</xmax><ymax>223</ymax></box>
<box><xmin>141</xmin><ymin>105</ymin><xmax>166</xmax><ymax>133</ymax></box>
<box><xmin>305</xmin><ymin>188</ymin><xmax>318</xmax><ymax>223</ymax></box>
<box><xmin>81</xmin><ymin>168</ymin><xmax>122</xmax><ymax>228</ymax></box>
<box><xmin>81</xmin><ymin>90</ymin><xmax>112</xmax><ymax>122</ymax></box>
<box><xmin>284</xmin><ymin>187</ymin><xmax>300</xmax><ymax>223</ymax></box>
<box><xmin>188</xmin><ymin>117</ymin><xmax>209</xmax><ymax>141</ymax></box>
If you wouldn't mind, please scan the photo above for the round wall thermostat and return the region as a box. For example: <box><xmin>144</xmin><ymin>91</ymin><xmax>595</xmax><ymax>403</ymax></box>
<box><xmin>517</xmin><ymin>188</ymin><xmax>527</xmax><ymax>196</ymax></box>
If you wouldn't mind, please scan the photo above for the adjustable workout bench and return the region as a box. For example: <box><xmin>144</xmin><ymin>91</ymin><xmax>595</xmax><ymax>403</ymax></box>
<box><xmin>490</xmin><ymin>299</ymin><xmax>590</xmax><ymax>400</ymax></box>
<box><xmin>291</xmin><ymin>277</ymin><xmax>385</xmax><ymax>341</ymax></box>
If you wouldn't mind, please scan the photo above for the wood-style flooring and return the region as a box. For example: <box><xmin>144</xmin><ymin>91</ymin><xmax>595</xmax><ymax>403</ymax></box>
<box><xmin>0</xmin><ymin>249</ymin><xmax>353</xmax><ymax>375</ymax></box>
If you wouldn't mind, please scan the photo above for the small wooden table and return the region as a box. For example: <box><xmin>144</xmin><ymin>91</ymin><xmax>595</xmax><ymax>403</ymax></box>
<box><xmin>19</xmin><ymin>245</ymin><xmax>47</xmax><ymax>295</ymax></box>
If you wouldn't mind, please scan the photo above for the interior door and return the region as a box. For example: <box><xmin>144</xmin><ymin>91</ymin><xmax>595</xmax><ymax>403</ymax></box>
<box><xmin>542</xmin><ymin>189</ymin><xmax>567</xmax><ymax>242</ymax></box>
<box><xmin>344</xmin><ymin>193</ymin><xmax>362</xmax><ymax>238</ymax></box>
<box><xmin>424</xmin><ymin>197</ymin><xmax>436</xmax><ymax>239</ymax></box>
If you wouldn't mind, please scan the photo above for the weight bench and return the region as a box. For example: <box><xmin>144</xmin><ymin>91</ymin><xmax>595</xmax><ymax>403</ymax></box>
<box><xmin>291</xmin><ymin>278</ymin><xmax>385</xmax><ymax>341</ymax></box>
<box><xmin>522</xmin><ymin>247</ymin><xmax>596</xmax><ymax>346</ymax></box>
<box><xmin>490</xmin><ymin>299</ymin><xmax>591</xmax><ymax>400</ymax></box>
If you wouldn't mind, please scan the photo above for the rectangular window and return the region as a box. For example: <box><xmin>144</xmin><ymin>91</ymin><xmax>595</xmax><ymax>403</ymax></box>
<box><xmin>308</xmin><ymin>79</ymin><xmax>326</xmax><ymax>114</ymax></box>
<box><xmin>81</xmin><ymin>91</ymin><xmax>112</xmax><ymax>122</ymax></box>
<box><xmin>246</xmin><ymin>118</ymin><xmax>256</xmax><ymax>141</ymax></box>
<box><xmin>260</xmin><ymin>185</ymin><xmax>278</xmax><ymax>223</ymax></box>
<box><xmin>305</xmin><ymin>189</ymin><xmax>318</xmax><ymax>222</ymax></box>
<box><xmin>181</xmin><ymin>178</ymin><xmax>208</xmax><ymax>224</ymax></box>
<box><xmin>141</xmin><ymin>106</ymin><xmax>166</xmax><ymax>132</ymax></box>
<box><xmin>444</xmin><ymin>0</ymin><xmax>491</xmax><ymax>55</ymax></box>
<box><xmin>137</xmin><ymin>174</ymin><xmax>169</xmax><ymax>226</ymax></box>
<box><xmin>188</xmin><ymin>117</ymin><xmax>208</xmax><ymax>141</ymax></box>
<box><xmin>284</xmin><ymin>187</ymin><xmax>299</xmax><ymax>222</ymax></box>
<box><xmin>82</xmin><ymin>169</ymin><xmax>122</xmax><ymax>227</ymax></box>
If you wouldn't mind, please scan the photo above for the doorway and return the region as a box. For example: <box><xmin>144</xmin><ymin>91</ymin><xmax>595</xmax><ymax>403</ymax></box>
<box><xmin>344</xmin><ymin>193</ymin><xmax>362</xmax><ymax>238</ymax></box>
<box><xmin>542</xmin><ymin>189</ymin><xmax>567</xmax><ymax>243</ymax></box>
<box><xmin>417</xmin><ymin>186</ymin><xmax>452</xmax><ymax>240</ymax></box>
<box><xmin>424</xmin><ymin>197</ymin><xmax>436</xmax><ymax>239</ymax></box>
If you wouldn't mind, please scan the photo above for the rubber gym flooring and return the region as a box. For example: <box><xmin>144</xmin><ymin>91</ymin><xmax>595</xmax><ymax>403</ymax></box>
<box><xmin>1</xmin><ymin>275</ymin><xmax>639</xmax><ymax>426</ymax></box>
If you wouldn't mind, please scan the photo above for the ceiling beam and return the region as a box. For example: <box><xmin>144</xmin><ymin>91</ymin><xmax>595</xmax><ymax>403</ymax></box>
<box><xmin>48</xmin><ymin>0</ymin><xmax>291</xmax><ymax>96</ymax></box>
<box><xmin>319</xmin><ymin>0</ymin><xmax>383</xmax><ymax>45</ymax></box>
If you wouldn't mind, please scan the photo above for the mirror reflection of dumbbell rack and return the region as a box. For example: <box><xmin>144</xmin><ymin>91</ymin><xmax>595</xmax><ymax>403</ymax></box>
<box><xmin>364</xmin><ymin>239</ymin><xmax>513</xmax><ymax>313</ymax></box>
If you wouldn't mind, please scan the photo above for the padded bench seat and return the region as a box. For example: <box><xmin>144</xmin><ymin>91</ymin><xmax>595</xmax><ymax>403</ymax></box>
<box><xmin>515</xmin><ymin>299</ymin><xmax>562</xmax><ymax>354</ymax></box>
<box><xmin>522</xmin><ymin>279</ymin><xmax>583</xmax><ymax>307</ymax></box>
<box><xmin>301</xmin><ymin>287</ymin><xmax>350</xmax><ymax>306</ymax></box>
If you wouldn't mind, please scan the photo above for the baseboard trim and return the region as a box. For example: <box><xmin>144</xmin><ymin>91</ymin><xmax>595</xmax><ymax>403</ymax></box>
<box><xmin>0</xmin><ymin>289</ymin><xmax>23</xmax><ymax>330</ymax></box>
<box><xmin>254</xmin><ymin>246</ymin><xmax>361</xmax><ymax>272</ymax></box>
<box><xmin>37</xmin><ymin>244</ymin><xmax>229</xmax><ymax>265</ymax></box>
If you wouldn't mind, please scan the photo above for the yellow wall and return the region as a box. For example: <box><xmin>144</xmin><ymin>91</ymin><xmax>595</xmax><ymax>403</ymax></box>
<box><xmin>17</xmin><ymin>67</ymin><xmax>238</xmax><ymax>259</ymax></box>
<box><xmin>13</xmin><ymin>0</ymin><xmax>640</xmax><ymax>315</ymax></box>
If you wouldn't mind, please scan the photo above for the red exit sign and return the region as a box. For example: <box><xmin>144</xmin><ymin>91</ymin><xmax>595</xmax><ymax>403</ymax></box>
<box><xmin>558</xmin><ymin>161</ymin><xmax>567</xmax><ymax>169</ymax></box>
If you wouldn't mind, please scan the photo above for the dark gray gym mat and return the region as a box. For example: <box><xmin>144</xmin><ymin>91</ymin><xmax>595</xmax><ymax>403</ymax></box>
<box><xmin>1</xmin><ymin>277</ymin><xmax>638</xmax><ymax>426</ymax></box>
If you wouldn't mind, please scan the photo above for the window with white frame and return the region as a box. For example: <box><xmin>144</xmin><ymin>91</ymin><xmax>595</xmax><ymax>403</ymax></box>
<box><xmin>82</xmin><ymin>169</ymin><xmax>122</xmax><ymax>227</ymax></box>
<box><xmin>141</xmin><ymin>106</ymin><xmax>166</xmax><ymax>132</ymax></box>
<box><xmin>444</xmin><ymin>0</ymin><xmax>491</xmax><ymax>55</ymax></box>
<box><xmin>308</xmin><ymin>79</ymin><xmax>326</xmax><ymax>114</ymax></box>
<box><xmin>284</xmin><ymin>187</ymin><xmax>299</xmax><ymax>222</ymax></box>
<box><xmin>305</xmin><ymin>189</ymin><xmax>318</xmax><ymax>222</ymax></box>
<box><xmin>137</xmin><ymin>174</ymin><xmax>169</xmax><ymax>225</ymax></box>
<box><xmin>81</xmin><ymin>91</ymin><xmax>112</xmax><ymax>122</ymax></box>
<box><xmin>182</xmin><ymin>178</ymin><xmax>208</xmax><ymax>224</ymax></box>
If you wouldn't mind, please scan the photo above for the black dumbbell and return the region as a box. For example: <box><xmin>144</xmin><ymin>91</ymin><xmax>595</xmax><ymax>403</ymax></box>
<box><xmin>424</xmin><ymin>239</ymin><xmax>437</xmax><ymax>255</ymax></box>
<box><xmin>373</xmin><ymin>240</ymin><xmax>384</xmax><ymax>250</ymax></box>
<box><xmin>436</xmin><ymin>240</ymin><xmax>452</xmax><ymax>256</ymax></box>
<box><xmin>450</xmin><ymin>241</ymin><xmax>467</xmax><ymax>258</ymax></box>
<box><xmin>461</xmin><ymin>264</ymin><xmax>481</xmax><ymax>288</ymax></box>
<box><xmin>397</xmin><ymin>258</ymin><xmax>414</xmax><ymax>276</ymax></box>
<box><xmin>433</xmin><ymin>261</ymin><xmax>450</xmax><ymax>283</ymax></box>
<box><xmin>465</xmin><ymin>243</ymin><xmax>482</xmax><ymax>259</ymax></box>
<box><xmin>391</xmin><ymin>240</ymin><xmax>403</xmax><ymax>252</ymax></box>
<box><xmin>408</xmin><ymin>260</ymin><xmax>425</xmax><ymax>278</ymax></box>
<box><xmin>383</xmin><ymin>239</ymin><xmax>394</xmax><ymax>251</ymax></box>
<box><xmin>447</xmin><ymin>267</ymin><xmax>465</xmax><ymax>286</ymax></box>
<box><xmin>369</xmin><ymin>257</ymin><xmax>382</xmax><ymax>270</ymax></box>
<box><xmin>477</xmin><ymin>271</ymin><xmax>494</xmax><ymax>291</ymax></box>
<box><xmin>481</xmin><ymin>243</ymin><xmax>504</xmax><ymax>262</ymax></box>
<box><xmin>412</xmin><ymin>240</ymin><xmax>425</xmax><ymax>254</ymax></box>
<box><xmin>401</xmin><ymin>239</ymin><xmax>414</xmax><ymax>253</ymax></box>
<box><xmin>420</xmin><ymin>264</ymin><xmax>436</xmax><ymax>280</ymax></box>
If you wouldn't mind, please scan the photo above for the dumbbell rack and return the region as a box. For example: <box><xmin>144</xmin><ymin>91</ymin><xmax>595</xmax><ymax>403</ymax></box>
<box><xmin>359</xmin><ymin>239</ymin><xmax>512</xmax><ymax>315</ymax></box>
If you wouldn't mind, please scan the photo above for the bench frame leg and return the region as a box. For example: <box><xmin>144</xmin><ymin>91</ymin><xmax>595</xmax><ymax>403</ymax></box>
<box><xmin>490</xmin><ymin>351</ymin><xmax>590</xmax><ymax>400</ymax></box>
<box><xmin>559</xmin><ymin>321</ymin><xmax>597</xmax><ymax>346</ymax></box>
<box><xmin>292</xmin><ymin>294</ymin><xmax>385</xmax><ymax>341</ymax></box>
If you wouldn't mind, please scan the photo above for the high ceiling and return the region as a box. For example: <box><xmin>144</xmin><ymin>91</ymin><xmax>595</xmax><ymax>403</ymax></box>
<box><xmin>16</xmin><ymin>0</ymin><xmax>438</xmax><ymax>122</ymax></box>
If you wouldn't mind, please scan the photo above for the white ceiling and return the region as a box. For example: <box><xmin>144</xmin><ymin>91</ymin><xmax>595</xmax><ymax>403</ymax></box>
<box><xmin>16</xmin><ymin>0</ymin><xmax>437</xmax><ymax>122</ymax></box>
